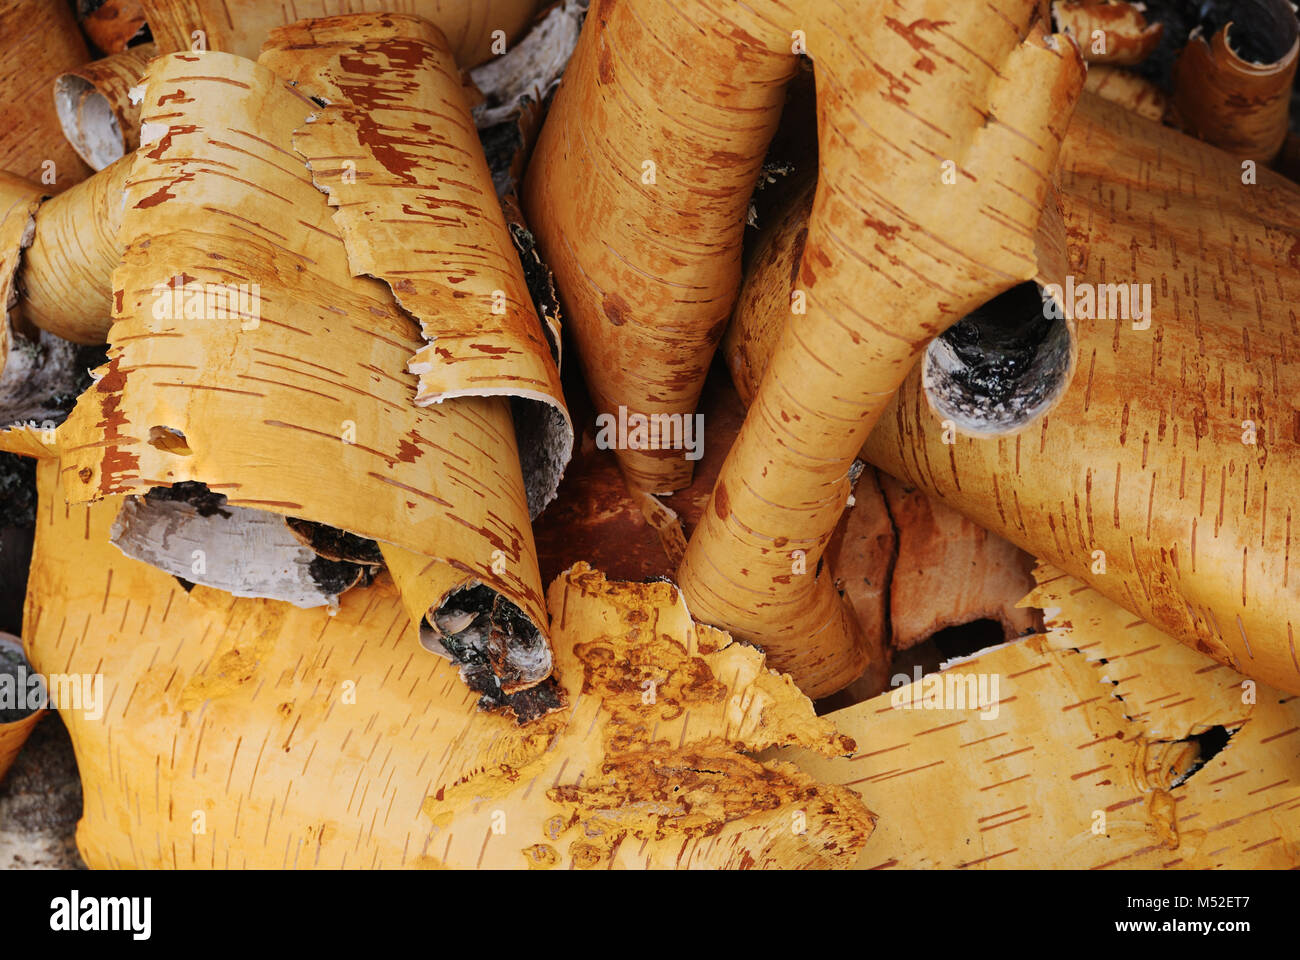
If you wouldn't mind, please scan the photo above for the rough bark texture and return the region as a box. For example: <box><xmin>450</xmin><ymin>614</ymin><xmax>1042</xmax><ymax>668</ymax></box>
<box><xmin>56</xmin><ymin>50</ymin><xmax>557</xmax><ymax>701</ymax></box>
<box><xmin>24</xmin><ymin>457</ymin><xmax>872</xmax><ymax>868</ymax></box>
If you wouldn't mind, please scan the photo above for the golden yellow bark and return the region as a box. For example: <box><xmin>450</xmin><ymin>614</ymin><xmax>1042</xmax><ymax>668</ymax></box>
<box><xmin>16</xmin><ymin>156</ymin><xmax>132</xmax><ymax>345</ymax></box>
<box><xmin>55</xmin><ymin>50</ymin><xmax>558</xmax><ymax>707</ymax></box>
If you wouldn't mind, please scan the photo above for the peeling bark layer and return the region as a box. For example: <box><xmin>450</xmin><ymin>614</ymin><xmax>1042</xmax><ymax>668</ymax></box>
<box><xmin>54</xmin><ymin>45</ymin><xmax>157</xmax><ymax>172</ymax></box>
<box><xmin>782</xmin><ymin>566</ymin><xmax>1300</xmax><ymax>869</ymax></box>
<box><xmin>0</xmin><ymin>0</ymin><xmax>92</xmax><ymax>192</ymax></box>
<box><xmin>1169</xmin><ymin>0</ymin><xmax>1299</xmax><ymax>163</ymax></box>
<box><xmin>259</xmin><ymin>13</ymin><xmax>572</xmax><ymax>516</ymax></box>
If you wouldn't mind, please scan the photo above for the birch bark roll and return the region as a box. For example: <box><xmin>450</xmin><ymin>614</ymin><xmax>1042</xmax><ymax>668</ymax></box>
<box><xmin>678</xmin><ymin>3</ymin><xmax>1085</xmax><ymax>698</ymax></box>
<box><xmin>55</xmin><ymin>45</ymin><xmax>157</xmax><ymax>172</ymax></box>
<box><xmin>56</xmin><ymin>49</ymin><xmax>564</xmax><ymax>717</ymax></box>
<box><xmin>862</xmin><ymin>94</ymin><xmax>1300</xmax><ymax>694</ymax></box>
<box><xmin>16</xmin><ymin>155</ymin><xmax>132</xmax><ymax>345</ymax></box>
<box><xmin>0</xmin><ymin>0</ymin><xmax>92</xmax><ymax>192</ymax></box>
<box><xmin>1169</xmin><ymin>0</ymin><xmax>1299</xmax><ymax>164</ymax></box>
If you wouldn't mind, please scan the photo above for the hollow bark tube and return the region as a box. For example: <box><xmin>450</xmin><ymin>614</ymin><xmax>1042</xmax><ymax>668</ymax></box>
<box><xmin>522</xmin><ymin>0</ymin><xmax>793</xmax><ymax>493</ymax></box>
<box><xmin>1170</xmin><ymin>0</ymin><xmax>1299</xmax><ymax>164</ymax></box>
<box><xmin>17</xmin><ymin>155</ymin><xmax>132</xmax><ymax>345</ymax></box>
<box><xmin>0</xmin><ymin>0</ymin><xmax>91</xmax><ymax>192</ymax></box>
<box><xmin>140</xmin><ymin>0</ymin><xmax>541</xmax><ymax>67</ymax></box>
<box><xmin>55</xmin><ymin>45</ymin><xmax>158</xmax><ymax>172</ymax></box>
<box><xmin>678</xmin><ymin>5</ymin><xmax>1084</xmax><ymax>697</ymax></box>
<box><xmin>864</xmin><ymin>93</ymin><xmax>1300</xmax><ymax>696</ymax></box>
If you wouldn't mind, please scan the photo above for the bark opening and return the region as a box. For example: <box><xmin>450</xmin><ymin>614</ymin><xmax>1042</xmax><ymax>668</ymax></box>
<box><xmin>922</xmin><ymin>281</ymin><xmax>1072</xmax><ymax>435</ymax></box>
<box><xmin>53</xmin><ymin>75</ymin><xmax>123</xmax><ymax>170</ymax></box>
<box><xmin>426</xmin><ymin>581</ymin><xmax>562</xmax><ymax>722</ymax></box>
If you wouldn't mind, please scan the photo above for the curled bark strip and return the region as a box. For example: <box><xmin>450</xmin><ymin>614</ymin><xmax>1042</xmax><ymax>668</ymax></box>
<box><xmin>54</xmin><ymin>45</ymin><xmax>157</xmax><ymax>171</ymax></box>
<box><xmin>1082</xmin><ymin>62</ymin><xmax>1167</xmax><ymax>121</ymax></box>
<box><xmin>469</xmin><ymin>0</ymin><xmax>584</xmax><ymax>130</ymax></box>
<box><xmin>1170</xmin><ymin>0</ymin><xmax>1299</xmax><ymax>163</ymax></box>
<box><xmin>26</xmin><ymin>462</ymin><xmax>871</xmax><ymax>868</ymax></box>
<box><xmin>80</xmin><ymin>0</ymin><xmax>149</xmax><ymax>55</ymax></box>
<box><xmin>0</xmin><ymin>0</ymin><xmax>92</xmax><ymax>192</ymax></box>
<box><xmin>523</xmin><ymin>0</ymin><xmax>795</xmax><ymax>494</ymax></box>
<box><xmin>56</xmin><ymin>51</ymin><xmax>556</xmax><ymax>702</ymax></box>
<box><xmin>786</xmin><ymin>567</ymin><xmax>1300</xmax><ymax>869</ymax></box>
<box><xmin>140</xmin><ymin>0</ymin><xmax>542</xmax><ymax>67</ymax></box>
<box><xmin>879</xmin><ymin>474</ymin><xmax>1038</xmax><ymax>651</ymax></box>
<box><xmin>0</xmin><ymin>633</ymin><xmax>43</xmax><ymax>787</ymax></box>
<box><xmin>259</xmin><ymin>13</ymin><xmax>572</xmax><ymax>516</ymax></box>
<box><xmin>864</xmin><ymin>93</ymin><xmax>1300</xmax><ymax>695</ymax></box>
<box><xmin>16</xmin><ymin>155</ymin><xmax>131</xmax><ymax>346</ymax></box>
<box><xmin>679</xmin><ymin>5</ymin><xmax>1085</xmax><ymax>698</ymax></box>
<box><xmin>1051</xmin><ymin>0</ymin><xmax>1163</xmax><ymax>65</ymax></box>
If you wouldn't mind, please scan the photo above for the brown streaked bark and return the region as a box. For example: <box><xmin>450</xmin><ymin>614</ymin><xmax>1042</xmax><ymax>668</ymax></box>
<box><xmin>678</xmin><ymin>3</ymin><xmax>1084</xmax><ymax>697</ymax></box>
<box><xmin>140</xmin><ymin>0</ymin><xmax>542</xmax><ymax>67</ymax></box>
<box><xmin>522</xmin><ymin>0</ymin><xmax>794</xmax><ymax>493</ymax></box>
<box><xmin>56</xmin><ymin>49</ymin><xmax>563</xmax><ymax>712</ymax></box>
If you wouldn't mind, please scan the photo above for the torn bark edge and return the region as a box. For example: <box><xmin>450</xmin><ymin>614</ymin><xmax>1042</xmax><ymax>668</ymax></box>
<box><xmin>381</xmin><ymin>544</ymin><xmax>561</xmax><ymax>724</ymax></box>
<box><xmin>468</xmin><ymin>0</ymin><xmax>586</xmax><ymax>130</ymax></box>
<box><xmin>1051</xmin><ymin>1</ymin><xmax>1163</xmax><ymax>66</ymax></box>
<box><xmin>0</xmin><ymin>179</ymin><xmax>90</xmax><ymax>437</ymax></box>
